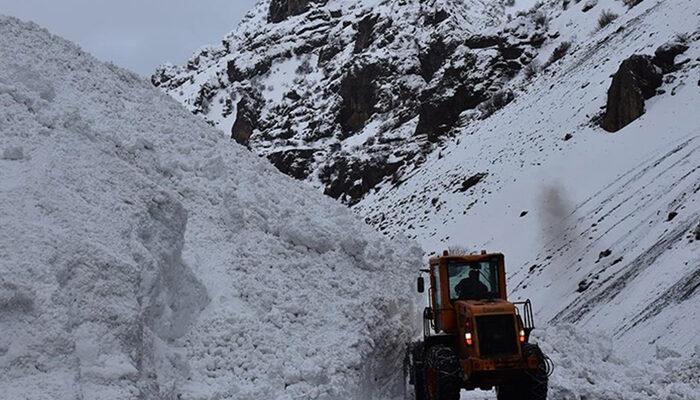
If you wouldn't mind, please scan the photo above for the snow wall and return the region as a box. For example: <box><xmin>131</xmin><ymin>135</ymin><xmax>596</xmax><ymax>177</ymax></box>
<box><xmin>0</xmin><ymin>16</ymin><xmax>422</xmax><ymax>400</ymax></box>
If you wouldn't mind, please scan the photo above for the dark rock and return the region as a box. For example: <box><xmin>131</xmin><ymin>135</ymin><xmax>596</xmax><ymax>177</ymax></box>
<box><xmin>354</xmin><ymin>14</ymin><xmax>378</xmax><ymax>53</ymax></box>
<box><xmin>597</xmin><ymin>249</ymin><xmax>612</xmax><ymax>261</ymax></box>
<box><xmin>267</xmin><ymin>149</ymin><xmax>317</xmax><ymax>180</ymax></box>
<box><xmin>253</xmin><ymin>59</ymin><xmax>273</xmax><ymax>77</ymax></box>
<box><xmin>520</xmin><ymin>211</ymin><xmax>529</xmax><ymax>217</ymax></box>
<box><xmin>285</xmin><ymin>90</ymin><xmax>302</xmax><ymax>101</ymax></box>
<box><xmin>338</xmin><ymin>63</ymin><xmax>385</xmax><ymax>134</ymax></box>
<box><xmin>231</xmin><ymin>95</ymin><xmax>260</xmax><ymax>147</ymax></box>
<box><xmin>269</xmin><ymin>0</ymin><xmax>325</xmax><ymax>23</ymax></box>
<box><xmin>499</xmin><ymin>46</ymin><xmax>525</xmax><ymax>60</ymax></box>
<box><xmin>415</xmin><ymin>82</ymin><xmax>485</xmax><ymax>141</ymax></box>
<box><xmin>455</xmin><ymin>173</ymin><xmax>487</xmax><ymax>193</ymax></box>
<box><xmin>653</xmin><ymin>42</ymin><xmax>689</xmax><ymax>73</ymax></box>
<box><xmin>600</xmin><ymin>55</ymin><xmax>663</xmax><ymax>132</ymax></box>
<box><xmin>227</xmin><ymin>60</ymin><xmax>245</xmax><ymax>83</ymax></box>
<box><xmin>419</xmin><ymin>39</ymin><xmax>454</xmax><ymax>81</ymax></box>
<box><xmin>526</xmin><ymin>32</ymin><xmax>547</xmax><ymax>48</ymax></box>
<box><xmin>582</xmin><ymin>1</ymin><xmax>597</xmax><ymax>12</ymax></box>
<box><xmin>694</xmin><ymin>222</ymin><xmax>700</xmax><ymax>241</ymax></box>
<box><xmin>577</xmin><ymin>279</ymin><xmax>591</xmax><ymax>293</ymax></box>
<box><xmin>320</xmin><ymin>156</ymin><xmax>404</xmax><ymax>205</ymax></box>
<box><xmin>151</xmin><ymin>67</ymin><xmax>171</xmax><ymax>87</ymax></box>
<box><xmin>415</xmin><ymin>54</ymin><xmax>485</xmax><ymax>141</ymax></box>
<box><xmin>564</xmin><ymin>133</ymin><xmax>573</xmax><ymax>141</ymax></box>
<box><xmin>425</xmin><ymin>9</ymin><xmax>449</xmax><ymax>26</ymax></box>
<box><xmin>667</xmin><ymin>211</ymin><xmax>678</xmax><ymax>221</ymax></box>
<box><xmin>318</xmin><ymin>41</ymin><xmax>343</xmax><ymax>66</ymax></box>
<box><xmin>465</xmin><ymin>35</ymin><xmax>503</xmax><ymax>49</ymax></box>
<box><xmin>192</xmin><ymin>82</ymin><xmax>217</xmax><ymax>115</ymax></box>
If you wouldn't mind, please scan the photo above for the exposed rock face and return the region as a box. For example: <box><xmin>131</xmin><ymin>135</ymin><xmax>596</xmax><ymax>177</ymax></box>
<box><xmin>320</xmin><ymin>157</ymin><xmax>404</xmax><ymax>205</ymax></box>
<box><xmin>269</xmin><ymin>0</ymin><xmax>323</xmax><ymax>23</ymax></box>
<box><xmin>231</xmin><ymin>96</ymin><xmax>259</xmax><ymax>146</ymax></box>
<box><xmin>354</xmin><ymin>14</ymin><xmax>378</xmax><ymax>53</ymax></box>
<box><xmin>419</xmin><ymin>39</ymin><xmax>454</xmax><ymax>81</ymax></box>
<box><xmin>267</xmin><ymin>149</ymin><xmax>317</xmax><ymax>180</ymax></box>
<box><xmin>601</xmin><ymin>55</ymin><xmax>662</xmax><ymax>133</ymax></box>
<box><xmin>338</xmin><ymin>63</ymin><xmax>383</xmax><ymax>134</ymax></box>
<box><xmin>601</xmin><ymin>40</ymin><xmax>688</xmax><ymax>133</ymax></box>
<box><xmin>154</xmin><ymin>1</ymin><xmax>550</xmax><ymax>204</ymax></box>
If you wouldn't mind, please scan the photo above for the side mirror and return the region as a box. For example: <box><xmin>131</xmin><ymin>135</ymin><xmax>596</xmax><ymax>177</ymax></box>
<box><xmin>417</xmin><ymin>277</ymin><xmax>425</xmax><ymax>293</ymax></box>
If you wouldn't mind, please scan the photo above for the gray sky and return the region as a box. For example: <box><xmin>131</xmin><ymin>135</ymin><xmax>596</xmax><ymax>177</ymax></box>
<box><xmin>0</xmin><ymin>0</ymin><xmax>257</xmax><ymax>76</ymax></box>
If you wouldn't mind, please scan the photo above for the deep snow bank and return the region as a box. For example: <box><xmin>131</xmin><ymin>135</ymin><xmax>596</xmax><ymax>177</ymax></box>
<box><xmin>0</xmin><ymin>16</ymin><xmax>421</xmax><ymax>400</ymax></box>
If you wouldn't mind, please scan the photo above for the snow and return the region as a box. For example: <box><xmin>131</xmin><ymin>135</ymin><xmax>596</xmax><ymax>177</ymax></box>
<box><xmin>0</xmin><ymin>16</ymin><xmax>422</xmax><ymax>400</ymax></box>
<box><xmin>154</xmin><ymin>0</ymin><xmax>699</xmax><ymax>397</ymax></box>
<box><xmin>3</xmin><ymin>0</ymin><xmax>700</xmax><ymax>397</ymax></box>
<box><xmin>463</xmin><ymin>325</ymin><xmax>700</xmax><ymax>399</ymax></box>
<box><xmin>358</xmin><ymin>0</ymin><xmax>700</xmax><ymax>363</ymax></box>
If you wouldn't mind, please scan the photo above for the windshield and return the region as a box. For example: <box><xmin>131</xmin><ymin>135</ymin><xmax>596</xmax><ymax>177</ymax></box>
<box><xmin>447</xmin><ymin>260</ymin><xmax>500</xmax><ymax>300</ymax></box>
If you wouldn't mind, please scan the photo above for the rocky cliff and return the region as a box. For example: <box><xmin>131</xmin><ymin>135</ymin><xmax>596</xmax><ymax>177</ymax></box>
<box><xmin>153</xmin><ymin>0</ymin><xmax>551</xmax><ymax>204</ymax></box>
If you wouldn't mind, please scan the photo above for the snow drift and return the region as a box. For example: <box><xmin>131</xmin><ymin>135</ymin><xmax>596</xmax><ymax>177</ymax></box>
<box><xmin>0</xmin><ymin>16</ymin><xmax>421</xmax><ymax>400</ymax></box>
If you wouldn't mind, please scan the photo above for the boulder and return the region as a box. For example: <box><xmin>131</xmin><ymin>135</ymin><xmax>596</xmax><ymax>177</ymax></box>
<box><xmin>600</xmin><ymin>55</ymin><xmax>662</xmax><ymax>133</ymax></box>
<box><xmin>231</xmin><ymin>95</ymin><xmax>260</xmax><ymax>146</ymax></box>
<box><xmin>653</xmin><ymin>42</ymin><xmax>689</xmax><ymax>73</ymax></box>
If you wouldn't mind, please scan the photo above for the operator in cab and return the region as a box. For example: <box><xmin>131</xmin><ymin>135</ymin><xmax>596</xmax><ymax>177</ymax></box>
<box><xmin>456</xmin><ymin>269</ymin><xmax>488</xmax><ymax>300</ymax></box>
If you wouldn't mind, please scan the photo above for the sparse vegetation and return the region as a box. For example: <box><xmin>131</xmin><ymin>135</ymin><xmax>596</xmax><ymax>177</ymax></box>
<box><xmin>546</xmin><ymin>41</ymin><xmax>572</xmax><ymax>66</ymax></box>
<box><xmin>523</xmin><ymin>60</ymin><xmax>541</xmax><ymax>80</ymax></box>
<box><xmin>447</xmin><ymin>246</ymin><xmax>470</xmax><ymax>255</ymax></box>
<box><xmin>674</xmin><ymin>32</ymin><xmax>690</xmax><ymax>44</ymax></box>
<box><xmin>596</xmin><ymin>10</ymin><xmax>618</xmax><ymax>30</ymax></box>
<box><xmin>532</xmin><ymin>11</ymin><xmax>548</xmax><ymax>27</ymax></box>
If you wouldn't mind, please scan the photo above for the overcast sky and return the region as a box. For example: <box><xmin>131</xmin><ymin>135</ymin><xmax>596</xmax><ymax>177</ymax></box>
<box><xmin>0</xmin><ymin>0</ymin><xmax>257</xmax><ymax>76</ymax></box>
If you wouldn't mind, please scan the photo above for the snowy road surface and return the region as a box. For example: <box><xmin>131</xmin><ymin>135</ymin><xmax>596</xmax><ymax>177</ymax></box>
<box><xmin>460</xmin><ymin>325</ymin><xmax>699</xmax><ymax>399</ymax></box>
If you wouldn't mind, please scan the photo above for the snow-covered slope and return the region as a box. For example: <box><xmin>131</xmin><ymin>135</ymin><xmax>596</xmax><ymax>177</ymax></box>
<box><xmin>158</xmin><ymin>0</ymin><xmax>699</xmax><ymax>363</ymax></box>
<box><xmin>358</xmin><ymin>0</ymin><xmax>700</xmax><ymax>358</ymax></box>
<box><xmin>0</xmin><ymin>16</ymin><xmax>422</xmax><ymax>400</ymax></box>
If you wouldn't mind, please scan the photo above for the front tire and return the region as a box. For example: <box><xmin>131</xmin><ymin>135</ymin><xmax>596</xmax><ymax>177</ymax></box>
<box><xmin>497</xmin><ymin>344</ymin><xmax>548</xmax><ymax>400</ymax></box>
<box><xmin>424</xmin><ymin>345</ymin><xmax>461</xmax><ymax>400</ymax></box>
<box><xmin>406</xmin><ymin>342</ymin><xmax>426</xmax><ymax>400</ymax></box>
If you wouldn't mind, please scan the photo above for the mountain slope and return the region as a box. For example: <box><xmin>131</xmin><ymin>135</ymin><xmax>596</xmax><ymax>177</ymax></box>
<box><xmin>158</xmin><ymin>0</ymin><xmax>699</xmax><ymax>361</ymax></box>
<box><xmin>0</xmin><ymin>16</ymin><xmax>421</xmax><ymax>400</ymax></box>
<box><xmin>358</xmin><ymin>0</ymin><xmax>700</xmax><ymax>357</ymax></box>
<box><xmin>153</xmin><ymin>0</ymin><xmax>551</xmax><ymax>205</ymax></box>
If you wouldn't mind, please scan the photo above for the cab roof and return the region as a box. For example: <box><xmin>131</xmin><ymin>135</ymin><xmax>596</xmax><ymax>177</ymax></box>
<box><xmin>428</xmin><ymin>252</ymin><xmax>504</xmax><ymax>266</ymax></box>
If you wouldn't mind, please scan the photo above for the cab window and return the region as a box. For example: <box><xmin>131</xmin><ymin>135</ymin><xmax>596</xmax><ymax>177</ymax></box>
<box><xmin>447</xmin><ymin>259</ymin><xmax>500</xmax><ymax>300</ymax></box>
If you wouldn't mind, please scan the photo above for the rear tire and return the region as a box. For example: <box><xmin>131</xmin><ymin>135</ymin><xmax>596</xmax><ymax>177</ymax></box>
<box><xmin>496</xmin><ymin>344</ymin><xmax>548</xmax><ymax>400</ymax></box>
<box><xmin>424</xmin><ymin>345</ymin><xmax>461</xmax><ymax>400</ymax></box>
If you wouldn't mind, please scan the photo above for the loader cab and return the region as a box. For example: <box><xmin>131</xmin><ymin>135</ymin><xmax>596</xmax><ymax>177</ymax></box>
<box><xmin>423</xmin><ymin>252</ymin><xmax>507</xmax><ymax>334</ymax></box>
